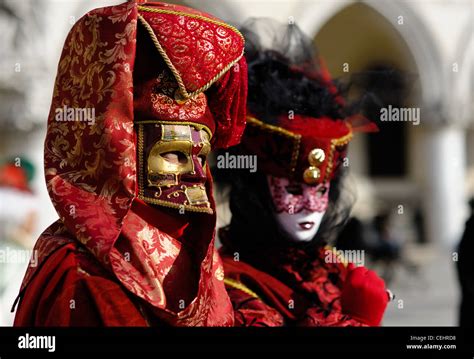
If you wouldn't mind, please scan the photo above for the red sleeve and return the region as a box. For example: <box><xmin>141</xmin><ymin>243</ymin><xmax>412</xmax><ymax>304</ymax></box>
<box><xmin>293</xmin><ymin>251</ymin><xmax>369</xmax><ymax>327</ymax></box>
<box><xmin>298</xmin><ymin>307</ymin><xmax>367</xmax><ymax>327</ymax></box>
<box><xmin>225</xmin><ymin>284</ymin><xmax>284</xmax><ymax>327</ymax></box>
<box><xmin>14</xmin><ymin>243</ymin><xmax>148</xmax><ymax>327</ymax></box>
<box><xmin>225</xmin><ymin>283</ymin><xmax>366</xmax><ymax>327</ymax></box>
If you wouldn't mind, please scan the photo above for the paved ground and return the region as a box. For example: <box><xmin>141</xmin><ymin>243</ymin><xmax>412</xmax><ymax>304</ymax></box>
<box><xmin>379</xmin><ymin>243</ymin><xmax>459</xmax><ymax>326</ymax></box>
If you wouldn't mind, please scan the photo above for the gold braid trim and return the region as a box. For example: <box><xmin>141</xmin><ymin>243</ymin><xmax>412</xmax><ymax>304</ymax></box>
<box><xmin>324</xmin><ymin>125</ymin><xmax>353</xmax><ymax>182</ymax></box>
<box><xmin>224</xmin><ymin>278</ymin><xmax>260</xmax><ymax>299</ymax></box>
<box><xmin>246</xmin><ymin>116</ymin><xmax>302</xmax><ymax>174</ymax></box>
<box><xmin>137</xmin><ymin>6</ymin><xmax>244</xmax><ymax>41</ymax></box>
<box><xmin>138</xmin><ymin>196</ymin><xmax>214</xmax><ymax>214</ymax></box>
<box><xmin>134</xmin><ymin>120</ymin><xmax>213</xmax><ymax>140</ymax></box>
<box><xmin>138</xmin><ymin>124</ymin><xmax>145</xmax><ymax>198</ymax></box>
<box><xmin>137</xmin><ymin>9</ymin><xmax>244</xmax><ymax>101</ymax></box>
<box><xmin>291</xmin><ymin>135</ymin><xmax>301</xmax><ymax>175</ymax></box>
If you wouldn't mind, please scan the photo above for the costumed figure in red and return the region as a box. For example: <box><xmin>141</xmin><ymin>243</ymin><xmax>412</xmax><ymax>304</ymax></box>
<box><xmin>216</xmin><ymin>19</ymin><xmax>389</xmax><ymax>327</ymax></box>
<box><xmin>14</xmin><ymin>1</ymin><xmax>247</xmax><ymax>326</ymax></box>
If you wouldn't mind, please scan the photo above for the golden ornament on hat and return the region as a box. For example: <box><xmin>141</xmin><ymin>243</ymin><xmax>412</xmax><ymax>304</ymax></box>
<box><xmin>308</xmin><ymin>148</ymin><xmax>325</xmax><ymax>166</ymax></box>
<box><xmin>303</xmin><ymin>166</ymin><xmax>321</xmax><ymax>184</ymax></box>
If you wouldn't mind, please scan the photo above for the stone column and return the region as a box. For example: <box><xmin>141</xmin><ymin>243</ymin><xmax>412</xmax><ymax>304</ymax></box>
<box><xmin>422</xmin><ymin>125</ymin><xmax>467</xmax><ymax>247</ymax></box>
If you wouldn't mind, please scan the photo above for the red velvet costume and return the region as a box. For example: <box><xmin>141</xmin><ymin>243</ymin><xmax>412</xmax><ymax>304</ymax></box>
<box><xmin>14</xmin><ymin>1</ymin><xmax>247</xmax><ymax>326</ymax></box>
<box><xmin>221</xmin><ymin>242</ymin><xmax>387</xmax><ymax>327</ymax></box>
<box><xmin>218</xmin><ymin>21</ymin><xmax>388</xmax><ymax>327</ymax></box>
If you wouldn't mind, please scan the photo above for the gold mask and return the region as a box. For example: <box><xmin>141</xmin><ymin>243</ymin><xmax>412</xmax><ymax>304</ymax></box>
<box><xmin>137</xmin><ymin>122</ymin><xmax>213</xmax><ymax>214</ymax></box>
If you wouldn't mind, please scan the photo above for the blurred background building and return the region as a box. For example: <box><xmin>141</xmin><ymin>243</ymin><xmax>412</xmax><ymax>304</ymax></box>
<box><xmin>0</xmin><ymin>0</ymin><xmax>472</xmax><ymax>326</ymax></box>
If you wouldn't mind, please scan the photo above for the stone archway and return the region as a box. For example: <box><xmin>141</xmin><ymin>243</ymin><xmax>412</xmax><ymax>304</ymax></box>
<box><xmin>297</xmin><ymin>0</ymin><xmax>444</xmax><ymax>121</ymax></box>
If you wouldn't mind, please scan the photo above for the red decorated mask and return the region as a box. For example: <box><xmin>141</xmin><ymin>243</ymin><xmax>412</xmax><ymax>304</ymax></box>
<box><xmin>267</xmin><ymin>176</ymin><xmax>330</xmax><ymax>214</ymax></box>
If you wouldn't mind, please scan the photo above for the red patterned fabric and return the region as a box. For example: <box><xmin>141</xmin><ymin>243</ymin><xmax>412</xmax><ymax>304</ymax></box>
<box><xmin>14</xmin><ymin>1</ymin><xmax>245</xmax><ymax>327</ymax></box>
<box><xmin>13</xmin><ymin>223</ymin><xmax>148</xmax><ymax>326</ymax></box>
<box><xmin>220</xmin><ymin>229</ymin><xmax>387</xmax><ymax>326</ymax></box>
<box><xmin>133</xmin><ymin>3</ymin><xmax>248</xmax><ymax>148</ymax></box>
<box><xmin>138</xmin><ymin>3</ymin><xmax>245</xmax><ymax>97</ymax></box>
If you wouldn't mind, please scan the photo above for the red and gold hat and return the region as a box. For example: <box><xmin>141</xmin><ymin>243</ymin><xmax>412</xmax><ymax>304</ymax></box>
<box><xmin>133</xmin><ymin>2</ymin><xmax>247</xmax><ymax>149</ymax></box>
<box><xmin>235</xmin><ymin>19</ymin><xmax>377</xmax><ymax>186</ymax></box>
<box><xmin>240</xmin><ymin>114</ymin><xmax>355</xmax><ymax>185</ymax></box>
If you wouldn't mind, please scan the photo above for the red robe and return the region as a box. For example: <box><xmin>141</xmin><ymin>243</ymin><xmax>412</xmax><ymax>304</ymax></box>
<box><xmin>14</xmin><ymin>200</ymin><xmax>234</xmax><ymax>327</ymax></box>
<box><xmin>219</xmin><ymin>228</ymin><xmax>369</xmax><ymax>327</ymax></box>
<box><xmin>14</xmin><ymin>222</ymin><xmax>148</xmax><ymax>326</ymax></box>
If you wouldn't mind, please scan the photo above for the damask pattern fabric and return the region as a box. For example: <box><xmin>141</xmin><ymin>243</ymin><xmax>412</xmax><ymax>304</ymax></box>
<box><xmin>14</xmin><ymin>1</ymin><xmax>246</xmax><ymax>327</ymax></box>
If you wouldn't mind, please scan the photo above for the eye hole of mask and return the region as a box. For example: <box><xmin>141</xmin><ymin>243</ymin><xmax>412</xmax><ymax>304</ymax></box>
<box><xmin>285</xmin><ymin>183</ymin><xmax>303</xmax><ymax>195</ymax></box>
<box><xmin>160</xmin><ymin>151</ymin><xmax>188</xmax><ymax>165</ymax></box>
<box><xmin>316</xmin><ymin>185</ymin><xmax>328</xmax><ymax>197</ymax></box>
<box><xmin>198</xmin><ymin>155</ymin><xmax>206</xmax><ymax>166</ymax></box>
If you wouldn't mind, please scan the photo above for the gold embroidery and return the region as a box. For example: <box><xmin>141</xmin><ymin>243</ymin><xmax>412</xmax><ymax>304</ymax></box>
<box><xmin>214</xmin><ymin>266</ymin><xmax>224</xmax><ymax>281</ymax></box>
<box><xmin>138</xmin><ymin>124</ymin><xmax>145</xmax><ymax>197</ymax></box>
<box><xmin>224</xmin><ymin>278</ymin><xmax>260</xmax><ymax>299</ymax></box>
<box><xmin>324</xmin><ymin>126</ymin><xmax>353</xmax><ymax>182</ymax></box>
<box><xmin>134</xmin><ymin>120</ymin><xmax>213</xmax><ymax>140</ymax></box>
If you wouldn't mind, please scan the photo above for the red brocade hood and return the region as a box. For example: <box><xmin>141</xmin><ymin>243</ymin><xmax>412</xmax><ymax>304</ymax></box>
<box><xmin>19</xmin><ymin>1</ymin><xmax>247</xmax><ymax>326</ymax></box>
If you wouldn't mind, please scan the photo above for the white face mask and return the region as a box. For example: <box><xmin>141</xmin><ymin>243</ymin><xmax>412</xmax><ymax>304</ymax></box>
<box><xmin>267</xmin><ymin>176</ymin><xmax>330</xmax><ymax>242</ymax></box>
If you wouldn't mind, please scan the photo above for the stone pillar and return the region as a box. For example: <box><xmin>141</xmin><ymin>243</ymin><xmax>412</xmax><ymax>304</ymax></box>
<box><xmin>422</xmin><ymin>125</ymin><xmax>467</xmax><ymax>247</ymax></box>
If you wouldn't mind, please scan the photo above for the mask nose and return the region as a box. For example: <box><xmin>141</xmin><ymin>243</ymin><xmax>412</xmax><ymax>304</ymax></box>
<box><xmin>302</xmin><ymin>185</ymin><xmax>314</xmax><ymax>201</ymax></box>
<box><xmin>186</xmin><ymin>155</ymin><xmax>207</xmax><ymax>183</ymax></box>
